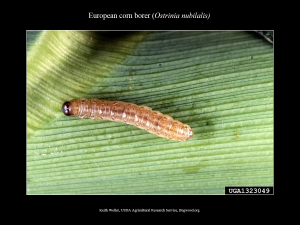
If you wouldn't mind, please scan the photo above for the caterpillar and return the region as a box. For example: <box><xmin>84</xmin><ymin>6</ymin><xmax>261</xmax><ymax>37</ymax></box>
<box><xmin>62</xmin><ymin>98</ymin><xmax>194</xmax><ymax>141</ymax></box>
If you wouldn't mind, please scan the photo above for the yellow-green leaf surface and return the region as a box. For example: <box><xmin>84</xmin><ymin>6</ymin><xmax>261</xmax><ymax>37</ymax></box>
<box><xmin>27</xmin><ymin>31</ymin><xmax>273</xmax><ymax>194</ymax></box>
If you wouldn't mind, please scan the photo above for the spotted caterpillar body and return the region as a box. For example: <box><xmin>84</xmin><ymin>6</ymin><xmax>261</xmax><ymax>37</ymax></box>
<box><xmin>62</xmin><ymin>98</ymin><xmax>193</xmax><ymax>141</ymax></box>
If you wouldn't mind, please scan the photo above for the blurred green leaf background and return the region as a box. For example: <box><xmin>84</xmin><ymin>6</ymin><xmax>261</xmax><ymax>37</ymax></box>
<box><xmin>27</xmin><ymin>31</ymin><xmax>273</xmax><ymax>194</ymax></box>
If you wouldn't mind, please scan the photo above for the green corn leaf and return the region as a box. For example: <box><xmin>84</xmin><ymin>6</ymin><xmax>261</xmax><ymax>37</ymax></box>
<box><xmin>27</xmin><ymin>31</ymin><xmax>273</xmax><ymax>194</ymax></box>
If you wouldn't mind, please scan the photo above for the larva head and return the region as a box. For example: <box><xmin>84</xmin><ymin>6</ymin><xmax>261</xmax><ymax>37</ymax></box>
<box><xmin>62</xmin><ymin>101</ymin><xmax>74</xmax><ymax>116</ymax></box>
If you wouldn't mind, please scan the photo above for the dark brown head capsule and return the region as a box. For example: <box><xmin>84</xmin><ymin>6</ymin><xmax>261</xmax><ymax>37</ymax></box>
<box><xmin>62</xmin><ymin>101</ymin><xmax>73</xmax><ymax>116</ymax></box>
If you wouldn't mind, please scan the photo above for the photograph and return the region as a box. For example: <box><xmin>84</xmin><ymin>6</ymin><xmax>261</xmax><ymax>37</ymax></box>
<box><xmin>26</xmin><ymin>30</ymin><xmax>274</xmax><ymax>195</ymax></box>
